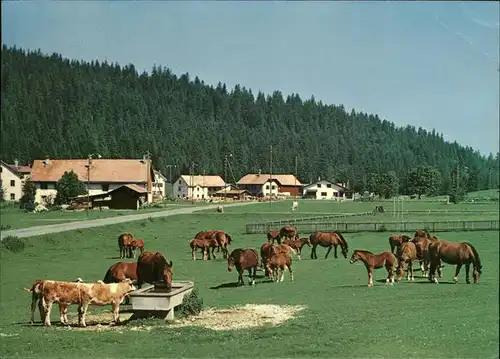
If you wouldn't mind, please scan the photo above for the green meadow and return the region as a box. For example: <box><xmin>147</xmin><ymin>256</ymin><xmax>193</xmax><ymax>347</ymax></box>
<box><xmin>0</xmin><ymin>199</ymin><xmax>498</xmax><ymax>358</ymax></box>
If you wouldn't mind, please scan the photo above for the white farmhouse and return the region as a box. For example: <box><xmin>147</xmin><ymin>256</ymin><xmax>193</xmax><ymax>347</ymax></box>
<box><xmin>302</xmin><ymin>179</ymin><xmax>353</xmax><ymax>200</ymax></box>
<box><xmin>173</xmin><ymin>175</ymin><xmax>225</xmax><ymax>200</ymax></box>
<box><xmin>0</xmin><ymin>160</ymin><xmax>32</xmax><ymax>201</ymax></box>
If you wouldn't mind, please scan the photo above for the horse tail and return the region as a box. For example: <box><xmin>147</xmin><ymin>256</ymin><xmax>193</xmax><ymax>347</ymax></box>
<box><xmin>464</xmin><ymin>242</ymin><xmax>482</xmax><ymax>273</ymax></box>
<box><xmin>225</xmin><ymin>233</ymin><xmax>233</xmax><ymax>245</ymax></box>
<box><xmin>334</xmin><ymin>231</ymin><xmax>348</xmax><ymax>252</ymax></box>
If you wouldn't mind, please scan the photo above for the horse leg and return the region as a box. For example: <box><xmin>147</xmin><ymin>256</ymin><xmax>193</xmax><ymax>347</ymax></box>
<box><xmin>325</xmin><ymin>246</ymin><xmax>332</xmax><ymax>259</ymax></box>
<box><xmin>311</xmin><ymin>245</ymin><xmax>316</xmax><ymax>259</ymax></box>
<box><xmin>297</xmin><ymin>248</ymin><xmax>301</xmax><ymax>260</ymax></box>
<box><xmin>453</xmin><ymin>264</ymin><xmax>462</xmax><ymax>283</ymax></box>
<box><xmin>408</xmin><ymin>261</ymin><xmax>414</xmax><ymax>281</ymax></box>
<box><xmin>192</xmin><ymin>247</ymin><xmax>196</xmax><ymax>260</ymax></box>
<box><xmin>333</xmin><ymin>244</ymin><xmax>338</xmax><ymax>259</ymax></box>
<box><xmin>43</xmin><ymin>300</ymin><xmax>53</xmax><ymax>327</ymax></box>
<box><xmin>429</xmin><ymin>259</ymin><xmax>438</xmax><ymax>283</ymax></box>
<box><xmin>368</xmin><ymin>269</ymin><xmax>374</xmax><ymax>287</ymax></box>
<box><xmin>251</xmin><ymin>266</ymin><xmax>256</xmax><ymax>286</ymax></box>
<box><xmin>280</xmin><ymin>265</ymin><xmax>285</xmax><ymax>282</ymax></box>
<box><xmin>465</xmin><ymin>264</ymin><xmax>471</xmax><ymax>284</ymax></box>
<box><xmin>237</xmin><ymin>269</ymin><xmax>244</xmax><ymax>286</ymax></box>
<box><xmin>288</xmin><ymin>263</ymin><xmax>294</xmax><ymax>281</ymax></box>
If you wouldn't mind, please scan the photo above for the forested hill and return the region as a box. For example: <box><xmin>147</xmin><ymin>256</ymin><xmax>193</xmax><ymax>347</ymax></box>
<box><xmin>1</xmin><ymin>45</ymin><xmax>498</xmax><ymax>193</ymax></box>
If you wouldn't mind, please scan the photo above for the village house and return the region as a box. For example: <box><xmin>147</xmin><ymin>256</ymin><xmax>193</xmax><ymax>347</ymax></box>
<box><xmin>30</xmin><ymin>157</ymin><xmax>155</xmax><ymax>206</ymax></box>
<box><xmin>173</xmin><ymin>175</ymin><xmax>225</xmax><ymax>200</ymax></box>
<box><xmin>0</xmin><ymin>160</ymin><xmax>32</xmax><ymax>201</ymax></box>
<box><xmin>236</xmin><ymin>173</ymin><xmax>302</xmax><ymax>197</ymax></box>
<box><xmin>302</xmin><ymin>179</ymin><xmax>353</xmax><ymax>200</ymax></box>
<box><xmin>152</xmin><ymin>169</ymin><xmax>168</xmax><ymax>199</ymax></box>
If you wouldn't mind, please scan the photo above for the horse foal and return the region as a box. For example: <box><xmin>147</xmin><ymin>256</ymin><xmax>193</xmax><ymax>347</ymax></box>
<box><xmin>349</xmin><ymin>250</ymin><xmax>396</xmax><ymax>287</ymax></box>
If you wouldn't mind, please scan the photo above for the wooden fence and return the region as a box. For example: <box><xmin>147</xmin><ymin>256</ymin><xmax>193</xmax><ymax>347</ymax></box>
<box><xmin>245</xmin><ymin>219</ymin><xmax>499</xmax><ymax>234</ymax></box>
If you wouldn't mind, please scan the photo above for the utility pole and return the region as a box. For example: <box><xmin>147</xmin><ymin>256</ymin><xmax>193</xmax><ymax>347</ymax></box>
<box><xmin>224</xmin><ymin>153</ymin><xmax>232</xmax><ymax>202</ymax></box>
<box><xmin>269</xmin><ymin>145</ymin><xmax>273</xmax><ymax>206</ymax></box>
<box><xmin>86</xmin><ymin>153</ymin><xmax>101</xmax><ymax>217</ymax></box>
<box><xmin>166</xmin><ymin>164</ymin><xmax>177</xmax><ymax>183</ymax></box>
<box><xmin>189</xmin><ymin>161</ymin><xmax>196</xmax><ymax>204</ymax></box>
<box><xmin>294</xmin><ymin>155</ymin><xmax>298</xmax><ymax>199</ymax></box>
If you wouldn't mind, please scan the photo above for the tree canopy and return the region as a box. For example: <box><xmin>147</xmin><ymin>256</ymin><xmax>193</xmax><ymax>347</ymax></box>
<box><xmin>1</xmin><ymin>45</ymin><xmax>498</xmax><ymax>194</ymax></box>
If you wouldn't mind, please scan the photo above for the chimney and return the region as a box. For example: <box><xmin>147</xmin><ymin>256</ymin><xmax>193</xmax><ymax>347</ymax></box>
<box><xmin>43</xmin><ymin>157</ymin><xmax>51</xmax><ymax>167</ymax></box>
<box><xmin>258</xmin><ymin>169</ymin><xmax>261</xmax><ymax>176</ymax></box>
<box><xmin>14</xmin><ymin>159</ymin><xmax>18</xmax><ymax>167</ymax></box>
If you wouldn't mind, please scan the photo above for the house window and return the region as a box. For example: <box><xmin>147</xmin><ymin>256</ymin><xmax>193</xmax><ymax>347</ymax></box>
<box><xmin>321</xmin><ymin>192</ymin><xmax>327</xmax><ymax>197</ymax></box>
<box><xmin>178</xmin><ymin>180</ymin><xmax>181</xmax><ymax>184</ymax></box>
<box><xmin>10</xmin><ymin>193</ymin><xmax>15</xmax><ymax>200</ymax></box>
<box><xmin>265</xmin><ymin>185</ymin><xmax>270</xmax><ymax>189</ymax></box>
<box><xmin>41</xmin><ymin>183</ymin><xmax>48</xmax><ymax>190</ymax></box>
<box><xmin>0</xmin><ymin>167</ymin><xmax>2</xmax><ymax>172</ymax></box>
<box><xmin>271</xmin><ymin>185</ymin><xmax>276</xmax><ymax>190</ymax></box>
<box><xmin>10</xmin><ymin>180</ymin><xmax>15</xmax><ymax>187</ymax></box>
<box><xmin>101</xmin><ymin>184</ymin><xmax>109</xmax><ymax>192</ymax></box>
<box><xmin>327</xmin><ymin>184</ymin><xmax>332</xmax><ymax>188</ymax></box>
<box><xmin>317</xmin><ymin>184</ymin><xmax>321</xmax><ymax>188</ymax></box>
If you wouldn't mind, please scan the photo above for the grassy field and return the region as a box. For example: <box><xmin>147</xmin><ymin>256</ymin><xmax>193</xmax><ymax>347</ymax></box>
<box><xmin>0</xmin><ymin>201</ymin><xmax>212</xmax><ymax>230</ymax></box>
<box><xmin>0</xmin><ymin>200</ymin><xmax>498</xmax><ymax>358</ymax></box>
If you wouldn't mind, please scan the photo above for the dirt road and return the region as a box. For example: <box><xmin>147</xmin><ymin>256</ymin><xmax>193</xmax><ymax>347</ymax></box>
<box><xmin>0</xmin><ymin>201</ymin><xmax>257</xmax><ymax>240</ymax></box>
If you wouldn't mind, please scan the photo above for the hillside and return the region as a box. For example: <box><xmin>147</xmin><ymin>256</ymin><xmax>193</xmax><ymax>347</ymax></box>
<box><xmin>1</xmin><ymin>45</ymin><xmax>498</xmax><ymax>193</ymax></box>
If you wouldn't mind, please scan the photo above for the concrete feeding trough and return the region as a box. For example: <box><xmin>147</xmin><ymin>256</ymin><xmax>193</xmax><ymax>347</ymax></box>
<box><xmin>128</xmin><ymin>281</ymin><xmax>194</xmax><ymax>321</ymax></box>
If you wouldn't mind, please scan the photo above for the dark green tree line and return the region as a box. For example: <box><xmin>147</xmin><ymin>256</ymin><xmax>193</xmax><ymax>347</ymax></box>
<box><xmin>1</xmin><ymin>45</ymin><xmax>499</xmax><ymax>194</ymax></box>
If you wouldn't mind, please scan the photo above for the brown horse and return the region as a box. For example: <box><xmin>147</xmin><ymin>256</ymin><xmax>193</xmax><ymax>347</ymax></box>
<box><xmin>118</xmin><ymin>233</ymin><xmax>134</xmax><ymax>258</ymax></box>
<box><xmin>411</xmin><ymin>236</ymin><xmax>440</xmax><ymax>277</ymax></box>
<box><xmin>260</xmin><ymin>243</ymin><xmax>274</xmax><ymax>277</ymax></box>
<box><xmin>309</xmin><ymin>231</ymin><xmax>349</xmax><ymax>259</ymax></box>
<box><xmin>277</xmin><ymin>225</ymin><xmax>299</xmax><ymax>244</ymax></box>
<box><xmin>190</xmin><ymin>237</ymin><xmax>218</xmax><ymax>260</ymax></box>
<box><xmin>136</xmin><ymin>251</ymin><xmax>173</xmax><ymax>290</ymax></box>
<box><xmin>194</xmin><ymin>230</ymin><xmax>232</xmax><ymax>259</ymax></box>
<box><xmin>349</xmin><ymin>250</ymin><xmax>397</xmax><ymax>287</ymax></box>
<box><xmin>396</xmin><ymin>242</ymin><xmax>419</xmax><ymax>281</ymax></box>
<box><xmin>103</xmin><ymin>262</ymin><xmax>138</xmax><ymax>283</ymax></box>
<box><xmin>267</xmin><ymin>230</ymin><xmax>280</xmax><ymax>244</ymax></box>
<box><xmin>227</xmin><ymin>248</ymin><xmax>259</xmax><ymax>286</ymax></box>
<box><xmin>389</xmin><ymin>234</ymin><xmax>411</xmax><ymax>254</ymax></box>
<box><xmin>130</xmin><ymin>239</ymin><xmax>145</xmax><ymax>258</ymax></box>
<box><xmin>414</xmin><ymin>229</ymin><xmax>431</xmax><ymax>239</ymax></box>
<box><xmin>428</xmin><ymin>240</ymin><xmax>482</xmax><ymax>284</ymax></box>
<box><xmin>283</xmin><ymin>237</ymin><xmax>310</xmax><ymax>260</ymax></box>
<box><xmin>266</xmin><ymin>250</ymin><xmax>293</xmax><ymax>283</ymax></box>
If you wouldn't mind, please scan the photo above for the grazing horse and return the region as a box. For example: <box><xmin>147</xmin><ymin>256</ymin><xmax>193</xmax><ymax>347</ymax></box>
<box><xmin>266</xmin><ymin>249</ymin><xmax>294</xmax><ymax>282</ymax></box>
<box><xmin>194</xmin><ymin>230</ymin><xmax>232</xmax><ymax>259</ymax></box>
<box><xmin>349</xmin><ymin>250</ymin><xmax>396</xmax><ymax>287</ymax></box>
<box><xmin>136</xmin><ymin>251</ymin><xmax>173</xmax><ymax>290</ymax></box>
<box><xmin>260</xmin><ymin>243</ymin><xmax>274</xmax><ymax>277</ymax></box>
<box><xmin>309</xmin><ymin>231</ymin><xmax>349</xmax><ymax>259</ymax></box>
<box><xmin>189</xmin><ymin>237</ymin><xmax>218</xmax><ymax>260</ymax></box>
<box><xmin>388</xmin><ymin>234</ymin><xmax>411</xmax><ymax>254</ymax></box>
<box><xmin>411</xmin><ymin>236</ymin><xmax>440</xmax><ymax>277</ymax></box>
<box><xmin>414</xmin><ymin>229</ymin><xmax>431</xmax><ymax>239</ymax></box>
<box><xmin>428</xmin><ymin>240</ymin><xmax>482</xmax><ymax>284</ymax></box>
<box><xmin>267</xmin><ymin>230</ymin><xmax>280</xmax><ymax>244</ymax></box>
<box><xmin>130</xmin><ymin>239</ymin><xmax>145</xmax><ymax>258</ymax></box>
<box><xmin>396</xmin><ymin>242</ymin><xmax>419</xmax><ymax>281</ymax></box>
<box><xmin>227</xmin><ymin>248</ymin><xmax>259</xmax><ymax>286</ymax></box>
<box><xmin>118</xmin><ymin>233</ymin><xmax>134</xmax><ymax>259</ymax></box>
<box><xmin>278</xmin><ymin>225</ymin><xmax>299</xmax><ymax>244</ymax></box>
<box><xmin>283</xmin><ymin>237</ymin><xmax>311</xmax><ymax>260</ymax></box>
<box><xmin>291</xmin><ymin>201</ymin><xmax>299</xmax><ymax>211</ymax></box>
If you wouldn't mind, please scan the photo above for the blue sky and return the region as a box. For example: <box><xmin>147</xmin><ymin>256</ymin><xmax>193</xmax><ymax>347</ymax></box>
<box><xmin>2</xmin><ymin>1</ymin><xmax>499</xmax><ymax>156</ymax></box>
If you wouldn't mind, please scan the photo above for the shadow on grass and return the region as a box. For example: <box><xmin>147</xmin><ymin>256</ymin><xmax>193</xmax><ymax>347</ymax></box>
<box><xmin>105</xmin><ymin>256</ymin><xmax>123</xmax><ymax>260</ymax></box>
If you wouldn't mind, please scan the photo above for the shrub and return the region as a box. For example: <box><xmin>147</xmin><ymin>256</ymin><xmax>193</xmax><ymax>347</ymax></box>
<box><xmin>178</xmin><ymin>288</ymin><xmax>203</xmax><ymax>318</ymax></box>
<box><xmin>377</xmin><ymin>224</ymin><xmax>387</xmax><ymax>232</ymax></box>
<box><xmin>1</xmin><ymin>236</ymin><xmax>25</xmax><ymax>253</ymax></box>
<box><xmin>0</xmin><ymin>224</ymin><xmax>12</xmax><ymax>231</ymax></box>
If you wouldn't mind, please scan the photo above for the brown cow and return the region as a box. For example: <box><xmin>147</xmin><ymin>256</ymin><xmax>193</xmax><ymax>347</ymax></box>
<box><xmin>118</xmin><ymin>233</ymin><xmax>134</xmax><ymax>258</ymax></box>
<box><xmin>24</xmin><ymin>278</ymin><xmax>84</xmax><ymax>325</ymax></box>
<box><xmin>130</xmin><ymin>239</ymin><xmax>145</xmax><ymax>258</ymax></box>
<box><xmin>136</xmin><ymin>251</ymin><xmax>173</xmax><ymax>290</ymax></box>
<box><xmin>38</xmin><ymin>279</ymin><xmax>136</xmax><ymax>327</ymax></box>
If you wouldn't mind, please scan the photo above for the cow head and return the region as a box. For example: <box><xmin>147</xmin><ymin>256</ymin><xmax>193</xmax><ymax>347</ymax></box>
<box><xmin>122</xmin><ymin>278</ymin><xmax>137</xmax><ymax>292</ymax></box>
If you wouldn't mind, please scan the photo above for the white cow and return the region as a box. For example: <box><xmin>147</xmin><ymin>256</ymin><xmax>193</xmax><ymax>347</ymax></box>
<box><xmin>291</xmin><ymin>201</ymin><xmax>299</xmax><ymax>211</ymax></box>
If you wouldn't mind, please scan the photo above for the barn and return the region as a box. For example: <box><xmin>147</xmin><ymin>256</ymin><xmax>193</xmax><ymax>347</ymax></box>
<box><xmin>84</xmin><ymin>184</ymin><xmax>148</xmax><ymax>210</ymax></box>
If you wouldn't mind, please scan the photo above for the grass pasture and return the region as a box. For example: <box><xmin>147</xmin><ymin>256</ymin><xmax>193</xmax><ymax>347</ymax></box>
<box><xmin>0</xmin><ymin>200</ymin><xmax>498</xmax><ymax>358</ymax></box>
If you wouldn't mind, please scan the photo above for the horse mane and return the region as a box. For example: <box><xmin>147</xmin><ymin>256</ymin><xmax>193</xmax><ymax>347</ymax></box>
<box><xmin>354</xmin><ymin>249</ymin><xmax>373</xmax><ymax>255</ymax></box>
<box><xmin>334</xmin><ymin>231</ymin><xmax>348</xmax><ymax>251</ymax></box>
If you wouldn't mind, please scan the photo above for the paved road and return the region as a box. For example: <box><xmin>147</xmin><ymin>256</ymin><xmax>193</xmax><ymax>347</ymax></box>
<box><xmin>0</xmin><ymin>201</ymin><xmax>258</xmax><ymax>240</ymax></box>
